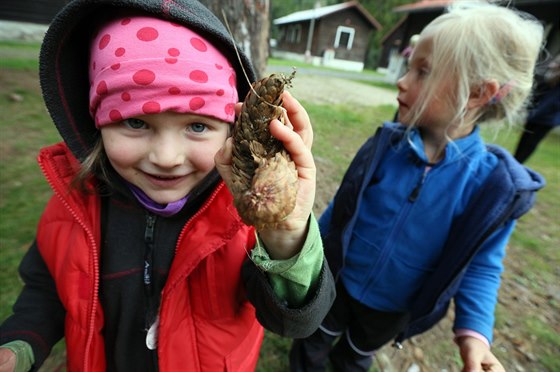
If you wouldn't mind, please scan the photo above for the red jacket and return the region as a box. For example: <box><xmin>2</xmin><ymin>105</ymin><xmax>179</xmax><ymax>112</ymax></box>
<box><xmin>36</xmin><ymin>142</ymin><xmax>263</xmax><ymax>371</ymax></box>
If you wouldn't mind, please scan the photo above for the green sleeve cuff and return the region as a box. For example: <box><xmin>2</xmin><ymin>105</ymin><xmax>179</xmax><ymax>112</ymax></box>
<box><xmin>1</xmin><ymin>341</ymin><xmax>34</xmax><ymax>372</ymax></box>
<box><xmin>250</xmin><ymin>214</ymin><xmax>324</xmax><ymax>307</ymax></box>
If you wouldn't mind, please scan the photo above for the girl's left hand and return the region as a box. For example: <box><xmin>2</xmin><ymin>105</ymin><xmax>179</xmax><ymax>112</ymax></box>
<box><xmin>215</xmin><ymin>91</ymin><xmax>315</xmax><ymax>260</ymax></box>
<box><xmin>457</xmin><ymin>336</ymin><xmax>505</xmax><ymax>372</ymax></box>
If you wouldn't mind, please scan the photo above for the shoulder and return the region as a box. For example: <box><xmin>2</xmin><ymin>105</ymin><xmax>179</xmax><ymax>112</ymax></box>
<box><xmin>484</xmin><ymin>145</ymin><xmax>545</xmax><ymax>219</ymax></box>
<box><xmin>486</xmin><ymin>145</ymin><xmax>545</xmax><ymax>190</ymax></box>
<box><xmin>38</xmin><ymin>142</ymin><xmax>101</xmax><ymax>227</ymax></box>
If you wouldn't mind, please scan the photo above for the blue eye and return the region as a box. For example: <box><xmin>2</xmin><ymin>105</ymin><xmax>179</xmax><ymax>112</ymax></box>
<box><xmin>122</xmin><ymin>118</ymin><xmax>147</xmax><ymax>129</ymax></box>
<box><xmin>190</xmin><ymin>123</ymin><xmax>207</xmax><ymax>133</ymax></box>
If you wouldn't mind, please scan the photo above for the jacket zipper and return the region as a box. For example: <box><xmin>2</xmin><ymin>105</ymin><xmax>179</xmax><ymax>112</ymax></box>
<box><xmin>144</xmin><ymin>214</ymin><xmax>156</xmax><ymax>297</ymax></box>
<box><xmin>389</xmin><ymin>164</ymin><xmax>432</xmax><ymax>349</ymax></box>
<box><xmin>144</xmin><ymin>213</ymin><xmax>158</xmax><ymax>368</ymax></box>
<box><xmin>408</xmin><ymin>165</ymin><xmax>432</xmax><ymax>202</ymax></box>
<box><xmin>39</xmin><ymin>159</ymin><xmax>100</xmax><ymax>372</ymax></box>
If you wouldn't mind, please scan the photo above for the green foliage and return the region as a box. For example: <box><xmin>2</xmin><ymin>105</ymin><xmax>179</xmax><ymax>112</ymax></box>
<box><xmin>358</xmin><ymin>0</ymin><xmax>413</xmax><ymax>68</ymax></box>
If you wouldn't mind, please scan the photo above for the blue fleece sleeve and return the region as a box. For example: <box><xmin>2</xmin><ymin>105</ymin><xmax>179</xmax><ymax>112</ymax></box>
<box><xmin>453</xmin><ymin>220</ymin><xmax>516</xmax><ymax>344</ymax></box>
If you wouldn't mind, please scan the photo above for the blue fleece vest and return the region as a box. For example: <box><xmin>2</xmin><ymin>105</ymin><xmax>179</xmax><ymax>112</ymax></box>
<box><xmin>321</xmin><ymin>123</ymin><xmax>545</xmax><ymax>344</ymax></box>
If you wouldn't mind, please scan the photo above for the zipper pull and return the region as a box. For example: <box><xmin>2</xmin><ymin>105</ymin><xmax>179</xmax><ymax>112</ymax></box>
<box><xmin>391</xmin><ymin>341</ymin><xmax>404</xmax><ymax>357</ymax></box>
<box><xmin>144</xmin><ymin>214</ymin><xmax>156</xmax><ymax>290</ymax></box>
<box><xmin>408</xmin><ymin>165</ymin><xmax>432</xmax><ymax>202</ymax></box>
<box><xmin>145</xmin><ymin>214</ymin><xmax>156</xmax><ymax>243</ymax></box>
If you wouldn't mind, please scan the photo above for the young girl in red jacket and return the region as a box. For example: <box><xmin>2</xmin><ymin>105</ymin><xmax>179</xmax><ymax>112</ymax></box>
<box><xmin>0</xmin><ymin>1</ymin><xmax>335</xmax><ymax>371</ymax></box>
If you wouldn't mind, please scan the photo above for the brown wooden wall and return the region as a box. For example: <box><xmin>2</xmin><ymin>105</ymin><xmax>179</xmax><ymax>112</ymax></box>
<box><xmin>314</xmin><ymin>8</ymin><xmax>373</xmax><ymax>62</ymax></box>
<box><xmin>276</xmin><ymin>8</ymin><xmax>376</xmax><ymax>63</ymax></box>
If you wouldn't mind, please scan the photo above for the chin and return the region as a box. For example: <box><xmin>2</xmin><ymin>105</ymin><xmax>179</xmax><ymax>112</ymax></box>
<box><xmin>150</xmin><ymin>194</ymin><xmax>188</xmax><ymax>205</ymax></box>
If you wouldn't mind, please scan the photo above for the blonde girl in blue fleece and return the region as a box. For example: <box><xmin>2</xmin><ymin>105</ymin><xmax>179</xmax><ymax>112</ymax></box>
<box><xmin>290</xmin><ymin>2</ymin><xmax>545</xmax><ymax>372</ymax></box>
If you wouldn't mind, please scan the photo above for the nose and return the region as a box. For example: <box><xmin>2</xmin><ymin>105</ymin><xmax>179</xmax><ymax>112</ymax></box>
<box><xmin>148</xmin><ymin>134</ymin><xmax>186</xmax><ymax>169</ymax></box>
<box><xmin>397</xmin><ymin>73</ymin><xmax>407</xmax><ymax>92</ymax></box>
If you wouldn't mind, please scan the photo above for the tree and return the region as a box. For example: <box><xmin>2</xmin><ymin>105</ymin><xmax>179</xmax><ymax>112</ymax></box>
<box><xmin>199</xmin><ymin>0</ymin><xmax>270</xmax><ymax>79</ymax></box>
<box><xmin>357</xmin><ymin>0</ymin><xmax>412</xmax><ymax>68</ymax></box>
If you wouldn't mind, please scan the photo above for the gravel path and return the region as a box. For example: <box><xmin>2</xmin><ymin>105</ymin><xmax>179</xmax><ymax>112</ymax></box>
<box><xmin>265</xmin><ymin>65</ymin><xmax>398</xmax><ymax>108</ymax></box>
<box><xmin>288</xmin><ymin>74</ymin><xmax>398</xmax><ymax>107</ymax></box>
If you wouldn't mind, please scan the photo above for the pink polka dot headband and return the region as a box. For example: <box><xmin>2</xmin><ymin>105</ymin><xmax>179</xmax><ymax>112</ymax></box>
<box><xmin>89</xmin><ymin>16</ymin><xmax>238</xmax><ymax>127</ymax></box>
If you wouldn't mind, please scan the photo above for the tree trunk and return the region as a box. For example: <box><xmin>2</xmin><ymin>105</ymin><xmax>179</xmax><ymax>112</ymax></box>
<box><xmin>199</xmin><ymin>0</ymin><xmax>270</xmax><ymax>80</ymax></box>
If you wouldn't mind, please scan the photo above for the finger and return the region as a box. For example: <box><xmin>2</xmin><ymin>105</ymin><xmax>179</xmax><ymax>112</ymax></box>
<box><xmin>269</xmin><ymin>119</ymin><xmax>315</xmax><ymax>179</ymax></box>
<box><xmin>234</xmin><ymin>102</ymin><xmax>243</xmax><ymax>116</ymax></box>
<box><xmin>481</xmin><ymin>356</ymin><xmax>505</xmax><ymax>372</ymax></box>
<box><xmin>281</xmin><ymin>91</ymin><xmax>313</xmax><ymax>147</ymax></box>
<box><xmin>214</xmin><ymin>137</ymin><xmax>234</xmax><ymax>182</ymax></box>
<box><xmin>215</xmin><ymin>137</ymin><xmax>233</xmax><ymax>164</ymax></box>
<box><xmin>279</xmin><ymin>107</ymin><xmax>294</xmax><ymax>130</ymax></box>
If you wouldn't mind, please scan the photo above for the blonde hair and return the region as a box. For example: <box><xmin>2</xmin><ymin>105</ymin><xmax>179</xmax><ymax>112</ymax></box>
<box><xmin>409</xmin><ymin>1</ymin><xmax>544</xmax><ymax>131</ymax></box>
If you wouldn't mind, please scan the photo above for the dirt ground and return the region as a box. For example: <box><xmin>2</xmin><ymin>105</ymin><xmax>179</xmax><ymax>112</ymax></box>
<box><xmin>288</xmin><ymin>74</ymin><xmax>399</xmax><ymax>108</ymax></box>
<box><xmin>289</xmin><ymin>75</ymin><xmax>558</xmax><ymax>372</ymax></box>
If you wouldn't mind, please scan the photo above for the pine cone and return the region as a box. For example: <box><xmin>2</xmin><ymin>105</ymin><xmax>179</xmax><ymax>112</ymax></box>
<box><xmin>230</xmin><ymin>72</ymin><xmax>298</xmax><ymax>230</ymax></box>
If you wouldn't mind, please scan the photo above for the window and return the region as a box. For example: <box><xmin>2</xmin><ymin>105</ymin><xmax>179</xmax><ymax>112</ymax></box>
<box><xmin>286</xmin><ymin>24</ymin><xmax>302</xmax><ymax>43</ymax></box>
<box><xmin>334</xmin><ymin>26</ymin><xmax>355</xmax><ymax>49</ymax></box>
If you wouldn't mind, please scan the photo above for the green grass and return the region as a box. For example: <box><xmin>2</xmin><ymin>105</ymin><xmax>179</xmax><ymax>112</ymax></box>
<box><xmin>1</xmin><ymin>41</ymin><xmax>559</xmax><ymax>370</ymax></box>
<box><xmin>0</xmin><ymin>41</ymin><xmax>41</xmax><ymax>70</ymax></box>
<box><xmin>523</xmin><ymin>316</ymin><xmax>560</xmax><ymax>371</ymax></box>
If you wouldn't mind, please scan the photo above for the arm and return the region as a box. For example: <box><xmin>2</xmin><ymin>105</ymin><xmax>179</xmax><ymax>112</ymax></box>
<box><xmin>216</xmin><ymin>92</ymin><xmax>336</xmax><ymax>336</ymax></box>
<box><xmin>241</xmin><ymin>215</ymin><xmax>335</xmax><ymax>338</ymax></box>
<box><xmin>215</xmin><ymin>91</ymin><xmax>316</xmax><ymax>260</ymax></box>
<box><xmin>249</xmin><ymin>214</ymin><xmax>323</xmax><ymax>307</ymax></box>
<box><xmin>453</xmin><ymin>221</ymin><xmax>515</xmax><ymax>372</ymax></box>
<box><xmin>0</xmin><ymin>342</ymin><xmax>33</xmax><ymax>372</ymax></box>
<box><xmin>0</xmin><ymin>241</ymin><xmax>66</xmax><ymax>371</ymax></box>
<box><xmin>456</xmin><ymin>336</ymin><xmax>505</xmax><ymax>372</ymax></box>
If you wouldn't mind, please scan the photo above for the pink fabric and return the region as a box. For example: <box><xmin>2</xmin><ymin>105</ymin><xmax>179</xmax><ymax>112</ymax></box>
<box><xmin>89</xmin><ymin>16</ymin><xmax>238</xmax><ymax>127</ymax></box>
<box><xmin>454</xmin><ymin>329</ymin><xmax>490</xmax><ymax>347</ymax></box>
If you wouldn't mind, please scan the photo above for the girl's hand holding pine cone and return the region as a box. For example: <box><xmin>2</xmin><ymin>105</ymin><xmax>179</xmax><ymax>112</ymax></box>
<box><xmin>215</xmin><ymin>90</ymin><xmax>315</xmax><ymax>261</ymax></box>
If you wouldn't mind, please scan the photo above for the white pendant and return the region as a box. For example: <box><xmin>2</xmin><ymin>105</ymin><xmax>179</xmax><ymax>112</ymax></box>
<box><xmin>146</xmin><ymin>315</ymin><xmax>160</xmax><ymax>350</ymax></box>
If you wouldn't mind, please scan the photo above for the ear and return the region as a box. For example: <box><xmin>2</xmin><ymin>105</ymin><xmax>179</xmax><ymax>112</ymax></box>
<box><xmin>467</xmin><ymin>79</ymin><xmax>500</xmax><ymax>109</ymax></box>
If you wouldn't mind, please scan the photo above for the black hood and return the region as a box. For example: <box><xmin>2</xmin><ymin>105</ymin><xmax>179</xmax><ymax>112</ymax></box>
<box><xmin>39</xmin><ymin>0</ymin><xmax>256</xmax><ymax>161</ymax></box>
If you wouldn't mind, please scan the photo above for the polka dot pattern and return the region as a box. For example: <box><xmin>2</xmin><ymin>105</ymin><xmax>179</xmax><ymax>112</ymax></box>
<box><xmin>89</xmin><ymin>16</ymin><xmax>238</xmax><ymax>127</ymax></box>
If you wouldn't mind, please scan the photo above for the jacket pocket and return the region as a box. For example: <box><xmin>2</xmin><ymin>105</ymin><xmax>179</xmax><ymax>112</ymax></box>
<box><xmin>225</xmin><ymin>317</ymin><xmax>264</xmax><ymax>371</ymax></box>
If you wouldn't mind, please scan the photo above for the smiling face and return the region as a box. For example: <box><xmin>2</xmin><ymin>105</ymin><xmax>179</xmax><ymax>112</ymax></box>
<box><xmin>100</xmin><ymin>111</ymin><xmax>230</xmax><ymax>204</ymax></box>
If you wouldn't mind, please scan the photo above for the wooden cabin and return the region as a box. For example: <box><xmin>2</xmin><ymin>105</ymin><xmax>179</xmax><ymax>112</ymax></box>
<box><xmin>273</xmin><ymin>1</ymin><xmax>382</xmax><ymax>72</ymax></box>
